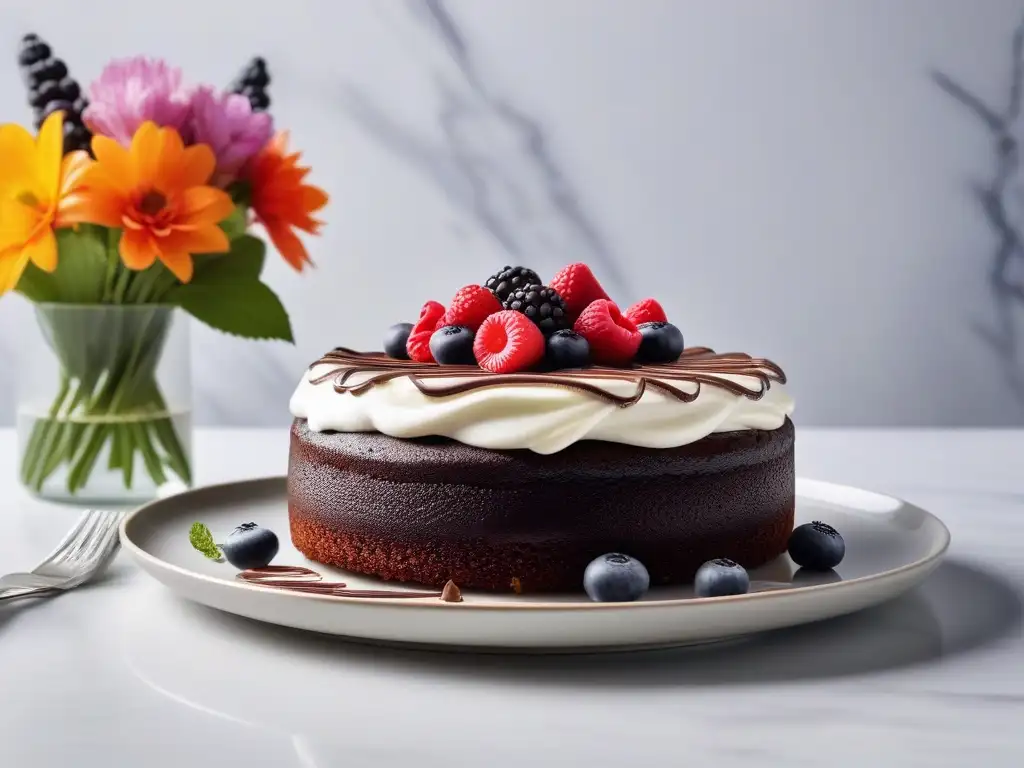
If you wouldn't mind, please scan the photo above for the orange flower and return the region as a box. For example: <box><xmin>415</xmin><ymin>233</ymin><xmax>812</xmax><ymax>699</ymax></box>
<box><xmin>246</xmin><ymin>131</ymin><xmax>328</xmax><ymax>271</ymax></box>
<box><xmin>64</xmin><ymin>121</ymin><xmax>233</xmax><ymax>282</ymax></box>
<box><xmin>0</xmin><ymin>111</ymin><xmax>90</xmax><ymax>294</ymax></box>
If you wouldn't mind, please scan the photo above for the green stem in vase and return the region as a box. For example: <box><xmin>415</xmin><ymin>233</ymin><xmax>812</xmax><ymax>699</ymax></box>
<box><xmin>20</xmin><ymin>302</ymin><xmax>192</xmax><ymax>498</ymax></box>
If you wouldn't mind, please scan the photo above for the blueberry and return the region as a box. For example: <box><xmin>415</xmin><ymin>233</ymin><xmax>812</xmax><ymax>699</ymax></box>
<box><xmin>221</xmin><ymin>523</ymin><xmax>279</xmax><ymax>570</ymax></box>
<box><xmin>429</xmin><ymin>325</ymin><xmax>476</xmax><ymax>365</ymax></box>
<box><xmin>793</xmin><ymin>567</ymin><xmax>842</xmax><ymax>585</ymax></box>
<box><xmin>545</xmin><ymin>329</ymin><xmax>590</xmax><ymax>369</ymax></box>
<box><xmin>583</xmin><ymin>552</ymin><xmax>650</xmax><ymax>602</ymax></box>
<box><xmin>636</xmin><ymin>322</ymin><xmax>685</xmax><ymax>363</ymax></box>
<box><xmin>383</xmin><ymin>322</ymin><xmax>413</xmax><ymax>359</ymax></box>
<box><xmin>694</xmin><ymin>558</ymin><xmax>750</xmax><ymax>598</ymax></box>
<box><xmin>788</xmin><ymin>521</ymin><xmax>845</xmax><ymax>570</ymax></box>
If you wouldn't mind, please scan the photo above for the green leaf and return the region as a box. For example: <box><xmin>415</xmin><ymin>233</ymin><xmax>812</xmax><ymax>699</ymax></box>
<box><xmin>168</xmin><ymin>238</ymin><xmax>292</xmax><ymax>342</ymax></box>
<box><xmin>192</xmin><ymin>234</ymin><xmax>265</xmax><ymax>282</ymax></box>
<box><xmin>218</xmin><ymin>203</ymin><xmax>249</xmax><ymax>241</ymax></box>
<box><xmin>16</xmin><ymin>262</ymin><xmax>60</xmax><ymax>302</ymax></box>
<box><xmin>15</xmin><ymin>226</ymin><xmax>110</xmax><ymax>304</ymax></box>
<box><xmin>171</xmin><ymin>234</ymin><xmax>287</xmax><ymax>340</ymax></box>
<box><xmin>170</xmin><ymin>279</ymin><xmax>294</xmax><ymax>342</ymax></box>
<box><xmin>189</xmin><ymin>522</ymin><xmax>223</xmax><ymax>561</ymax></box>
<box><xmin>227</xmin><ymin>180</ymin><xmax>252</xmax><ymax>208</ymax></box>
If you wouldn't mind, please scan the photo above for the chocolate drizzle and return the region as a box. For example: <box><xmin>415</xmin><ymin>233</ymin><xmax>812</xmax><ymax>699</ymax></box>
<box><xmin>308</xmin><ymin>347</ymin><xmax>786</xmax><ymax>407</ymax></box>
<box><xmin>238</xmin><ymin>566</ymin><xmax>446</xmax><ymax>600</ymax></box>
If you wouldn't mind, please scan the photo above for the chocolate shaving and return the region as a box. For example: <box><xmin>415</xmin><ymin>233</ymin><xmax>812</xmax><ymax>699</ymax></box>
<box><xmin>440</xmin><ymin>580</ymin><xmax>463</xmax><ymax>603</ymax></box>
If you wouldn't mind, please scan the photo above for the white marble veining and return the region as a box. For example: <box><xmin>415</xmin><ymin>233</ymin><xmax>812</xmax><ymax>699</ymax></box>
<box><xmin>2</xmin><ymin>0</ymin><xmax>1024</xmax><ymax>426</ymax></box>
<box><xmin>0</xmin><ymin>427</ymin><xmax>1021</xmax><ymax>766</ymax></box>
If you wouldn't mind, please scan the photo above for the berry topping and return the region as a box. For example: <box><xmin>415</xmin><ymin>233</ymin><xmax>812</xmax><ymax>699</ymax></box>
<box><xmin>787</xmin><ymin>521</ymin><xmax>845</xmax><ymax>571</ymax></box>
<box><xmin>406</xmin><ymin>300</ymin><xmax>446</xmax><ymax>363</ymax></box>
<box><xmin>545</xmin><ymin>329</ymin><xmax>590</xmax><ymax>370</ymax></box>
<box><xmin>502</xmin><ymin>283</ymin><xmax>569</xmax><ymax>335</ymax></box>
<box><xmin>693</xmin><ymin>558</ymin><xmax>750</xmax><ymax>598</ymax></box>
<box><xmin>485</xmin><ymin>265</ymin><xmax>542</xmax><ymax>303</ymax></box>
<box><xmin>473</xmin><ymin>310</ymin><xmax>545</xmax><ymax>373</ymax></box>
<box><xmin>624</xmin><ymin>298</ymin><xmax>668</xmax><ymax>326</ymax></box>
<box><xmin>429</xmin><ymin>325</ymin><xmax>476</xmax><ymax>365</ymax></box>
<box><xmin>636</xmin><ymin>321</ymin><xmax>685</xmax><ymax>363</ymax></box>
<box><xmin>443</xmin><ymin>284</ymin><xmax>503</xmax><ymax>331</ymax></box>
<box><xmin>221</xmin><ymin>522</ymin><xmax>280</xmax><ymax>570</ymax></box>
<box><xmin>549</xmin><ymin>263</ymin><xmax>610</xmax><ymax>319</ymax></box>
<box><xmin>583</xmin><ymin>553</ymin><xmax>650</xmax><ymax>602</ymax></box>
<box><xmin>573</xmin><ymin>299</ymin><xmax>641</xmax><ymax>366</ymax></box>
<box><xmin>383</xmin><ymin>322</ymin><xmax>414</xmax><ymax>359</ymax></box>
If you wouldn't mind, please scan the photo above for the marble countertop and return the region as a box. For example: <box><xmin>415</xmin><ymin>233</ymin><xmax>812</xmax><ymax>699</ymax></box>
<box><xmin>0</xmin><ymin>427</ymin><xmax>1021</xmax><ymax>766</ymax></box>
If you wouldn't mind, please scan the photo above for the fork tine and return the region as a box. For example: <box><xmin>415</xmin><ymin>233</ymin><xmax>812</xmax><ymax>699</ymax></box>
<box><xmin>75</xmin><ymin>513</ymin><xmax>121</xmax><ymax>568</ymax></box>
<box><xmin>38</xmin><ymin>510</ymin><xmax>98</xmax><ymax>565</ymax></box>
<box><xmin>39</xmin><ymin>512</ymin><xmax>94</xmax><ymax>565</ymax></box>
<box><xmin>52</xmin><ymin>510</ymin><xmax>106</xmax><ymax>566</ymax></box>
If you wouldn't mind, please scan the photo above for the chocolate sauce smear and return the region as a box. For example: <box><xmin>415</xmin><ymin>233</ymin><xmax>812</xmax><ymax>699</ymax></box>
<box><xmin>308</xmin><ymin>347</ymin><xmax>786</xmax><ymax>407</ymax></box>
<box><xmin>238</xmin><ymin>566</ymin><xmax>446</xmax><ymax>599</ymax></box>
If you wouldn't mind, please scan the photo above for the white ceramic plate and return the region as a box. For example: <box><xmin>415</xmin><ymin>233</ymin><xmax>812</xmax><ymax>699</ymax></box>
<box><xmin>120</xmin><ymin>476</ymin><xmax>950</xmax><ymax>652</ymax></box>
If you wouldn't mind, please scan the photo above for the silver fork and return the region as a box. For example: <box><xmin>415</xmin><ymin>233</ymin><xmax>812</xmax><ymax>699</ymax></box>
<box><xmin>0</xmin><ymin>509</ymin><xmax>124</xmax><ymax>603</ymax></box>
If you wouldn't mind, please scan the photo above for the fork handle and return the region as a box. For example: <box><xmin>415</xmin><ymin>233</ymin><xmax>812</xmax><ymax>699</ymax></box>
<box><xmin>0</xmin><ymin>587</ymin><xmax>57</xmax><ymax>604</ymax></box>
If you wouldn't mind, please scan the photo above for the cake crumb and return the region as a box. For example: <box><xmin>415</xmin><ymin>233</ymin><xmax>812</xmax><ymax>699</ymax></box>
<box><xmin>440</xmin><ymin>580</ymin><xmax>463</xmax><ymax>603</ymax></box>
<box><xmin>510</xmin><ymin>577</ymin><xmax>522</xmax><ymax>594</ymax></box>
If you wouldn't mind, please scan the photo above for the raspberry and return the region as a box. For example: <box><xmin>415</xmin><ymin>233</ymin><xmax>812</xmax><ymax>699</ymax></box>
<box><xmin>473</xmin><ymin>310</ymin><xmax>545</xmax><ymax>373</ymax></box>
<box><xmin>443</xmin><ymin>284</ymin><xmax>502</xmax><ymax>331</ymax></box>
<box><xmin>624</xmin><ymin>298</ymin><xmax>667</xmax><ymax>326</ymax></box>
<box><xmin>573</xmin><ymin>299</ymin><xmax>641</xmax><ymax>366</ymax></box>
<box><xmin>549</xmin><ymin>263</ymin><xmax>610</xmax><ymax>320</ymax></box>
<box><xmin>406</xmin><ymin>300</ymin><xmax>446</xmax><ymax>362</ymax></box>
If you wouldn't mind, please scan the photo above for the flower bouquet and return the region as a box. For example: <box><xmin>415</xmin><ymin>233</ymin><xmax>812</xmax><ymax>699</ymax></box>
<box><xmin>2</xmin><ymin>34</ymin><xmax>327</xmax><ymax>501</ymax></box>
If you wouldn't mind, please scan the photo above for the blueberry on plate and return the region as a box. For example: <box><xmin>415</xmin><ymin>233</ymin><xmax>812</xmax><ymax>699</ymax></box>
<box><xmin>545</xmin><ymin>329</ymin><xmax>590</xmax><ymax>369</ymax></box>
<box><xmin>221</xmin><ymin>523</ymin><xmax>279</xmax><ymax>570</ymax></box>
<box><xmin>383</xmin><ymin>322</ymin><xmax>414</xmax><ymax>359</ymax></box>
<box><xmin>429</xmin><ymin>325</ymin><xmax>476</xmax><ymax>365</ymax></box>
<box><xmin>583</xmin><ymin>552</ymin><xmax>650</xmax><ymax>602</ymax></box>
<box><xmin>636</xmin><ymin>321</ymin><xmax>685</xmax><ymax>363</ymax></box>
<box><xmin>787</xmin><ymin>521</ymin><xmax>845</xmax><ymax>571</ymax></box>
<box><xmin>693</xmin><ymin>558</ymin><xmax>750</xmax><ymax>598</ymax></box>
<box><xmin>793</xmin><ymin>567</ymin><xmax>842</xmax><ymax>585</ymax></box>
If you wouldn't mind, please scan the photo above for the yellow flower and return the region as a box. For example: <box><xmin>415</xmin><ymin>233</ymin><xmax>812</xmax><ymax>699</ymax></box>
<box><xmin>0</xmin><ymin>111</ymin><xmax>91</xmax><ymax>294</ymax></box>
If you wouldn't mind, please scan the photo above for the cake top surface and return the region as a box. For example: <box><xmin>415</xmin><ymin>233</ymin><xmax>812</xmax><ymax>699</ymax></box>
<box><xmin>291</xmin><ymin>262</ymin><xmax>793</xmax><ymax>454</ymax></box>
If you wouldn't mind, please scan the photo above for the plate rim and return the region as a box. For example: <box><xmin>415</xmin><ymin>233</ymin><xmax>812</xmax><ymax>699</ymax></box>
<box><xmin>120</xmin><ymin>475</ymin><xmax>951</xmax><ymax>612</ymax></box>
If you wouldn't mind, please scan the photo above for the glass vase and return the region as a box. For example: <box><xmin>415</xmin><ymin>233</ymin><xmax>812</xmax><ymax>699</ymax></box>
<box><xmin>16</xmin><ymin>304</ymin><xmax>193</xmax><ymax>504</ymax></box>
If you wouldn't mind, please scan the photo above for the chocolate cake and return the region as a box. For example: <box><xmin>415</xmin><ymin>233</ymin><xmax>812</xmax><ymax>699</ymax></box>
<box><xmin>288</xmin><ymin>262</ymin><xmax>794</xmax><ymax>595</ymax></box>
<box><xmin>289</xmin><ymin>415</ymin><xmax>793</xmax><ymax>592</ymax></box>
<box><xmin>288</xmin><ymin>345</ymin><xmax>795</xmax><ymax>593</ymax></box>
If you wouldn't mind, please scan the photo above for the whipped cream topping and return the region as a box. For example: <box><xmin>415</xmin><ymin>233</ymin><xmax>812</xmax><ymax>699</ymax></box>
<box><xmin>289</xmin><ymin>349</ymin><xmax>794</xmax><ymax>454</ymax></box>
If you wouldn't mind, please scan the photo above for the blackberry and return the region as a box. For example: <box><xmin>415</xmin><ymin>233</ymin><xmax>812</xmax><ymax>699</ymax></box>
<box><xmin>229</xmin><ymin>57</ymin><xmax>271</xmax><ymax>112</ymax></box>
<box><xmin>17</xmin><ymin>34</ymin><xmax>92</xmax><ymax>154</ymax></box>
<box><xmin>484</xmin><ymin>265</ymin><xmax>542</xmax><ymax>303</ymax></box>
<box><xmin>502</xmin><ymin>283</ymin><xmax>568</xmax><ymax>334</ymax></box>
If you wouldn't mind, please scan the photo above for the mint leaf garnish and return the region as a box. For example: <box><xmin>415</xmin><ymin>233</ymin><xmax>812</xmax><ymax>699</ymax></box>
<box><xmin>189</xmin><ymin>522</ymin><xmax>224</xmax><ymax>561</ymax></box>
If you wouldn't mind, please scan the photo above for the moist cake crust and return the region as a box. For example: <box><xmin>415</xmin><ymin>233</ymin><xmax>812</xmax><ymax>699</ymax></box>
<box><xmin>288</xmin><ymin>417</ymin><xmax>795</xmax><ymax>592</ymax></box>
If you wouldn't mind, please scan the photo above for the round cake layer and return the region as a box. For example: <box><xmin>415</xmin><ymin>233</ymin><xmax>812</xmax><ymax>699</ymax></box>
<box><xmin>288</xmin><ymin>418</ymin><xmax>795</xmax><ymax>592</ymax></box>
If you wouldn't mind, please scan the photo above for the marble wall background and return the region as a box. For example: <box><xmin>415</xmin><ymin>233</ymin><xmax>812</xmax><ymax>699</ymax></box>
<box><xmin>1</xmin><ymin>0</ymin><xmax>1023</xmax><ymax>426</ymax></box>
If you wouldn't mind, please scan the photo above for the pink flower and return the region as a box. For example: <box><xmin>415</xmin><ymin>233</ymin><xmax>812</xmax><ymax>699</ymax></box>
<box><xmin>188</xmin><ymin>86</ymin><xmax>273</xmax><ymax>186</ymax></box>
<box><xmin>83</xmin><ymin>57</ymin><xmax>192</xmax><ymax>146</ymax></box>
